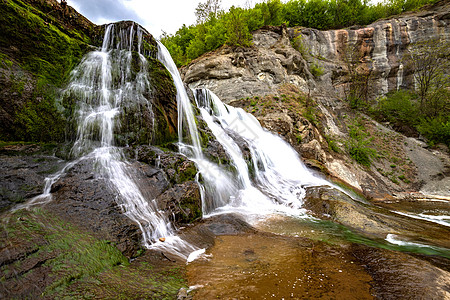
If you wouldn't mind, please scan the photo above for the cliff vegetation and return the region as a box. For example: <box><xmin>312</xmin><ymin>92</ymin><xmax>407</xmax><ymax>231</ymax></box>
<box><xmin>161</xmin><ymin>0</ymin><xmax>440</xmax><ymax>67</ymax></box>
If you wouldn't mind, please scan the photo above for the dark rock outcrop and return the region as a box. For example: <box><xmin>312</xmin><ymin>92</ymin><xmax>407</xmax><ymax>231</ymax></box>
<box><xmin>351</xmin><ymin>244</ymin><xmax>450</xmax><ymax>299</ymax></box>
<box><xmin>46</xmin><ymin>159</ymin><xmax>143</xmax><ymax>257</ymax></box>
<box><xmin>0</xmin><ymin>144</ymin><xmax>65</xmax><ymax>212</ymax></box>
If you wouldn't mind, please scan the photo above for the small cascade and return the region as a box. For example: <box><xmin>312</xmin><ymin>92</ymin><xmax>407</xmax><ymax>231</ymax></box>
<box><xmin>193</xmin><ymin>89</ymin><xmax>328</xmax><ymax>215</ymax></box>
<box><xmin>157</xmin><ymin>40</ymin><xmax>328</xmax><ymax>219</ymax></box>
<box><xmin>23</xmin><ymin>23</ymin><xmax>197</xmax><ymax>259</ymax></box>
<box><xmin>157</xmin><ymin>41</ymin><xmax>238</xmax><ymax>214</ymax></box>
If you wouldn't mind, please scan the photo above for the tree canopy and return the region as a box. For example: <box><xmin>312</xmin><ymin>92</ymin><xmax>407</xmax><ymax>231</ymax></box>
<box><xmin>161</xmin><ymin>0</ymin><xmax>440</xmax><ymax>67</ymax></box>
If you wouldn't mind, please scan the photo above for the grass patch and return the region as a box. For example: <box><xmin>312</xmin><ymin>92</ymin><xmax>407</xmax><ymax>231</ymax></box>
<box><xmin>345</xmin><ymin>119</ymin><xmax>376</xmax><ymax>167</ymax></box>
<box><xmin>1</xmin><ymin>208</ymin><xmax>129</xmax><ymax>296</ymax></box>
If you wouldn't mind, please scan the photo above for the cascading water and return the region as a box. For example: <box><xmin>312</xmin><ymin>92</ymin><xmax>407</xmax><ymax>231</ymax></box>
<box><xmin>193</xmin><ymin>89</ymin><xmax>328</xmax><ymax>215</ymax></box>
<box><xmin>157</xmin><ymin>42</ymin><xmax>239</xmax><ymax>214</ymax></box>
<box><xmin>157</xmin><ymin>42</ymin><xmax>328</xmax><ymax>220</ymax></box>
<box><xmin>66</xmin><ymin>23</ymin><xmax>174</xmax><ymax>248</ymax></box>
<box><xmin>22</xmin><ymin>23</ymin><xmax>196</xmax><ymax>259</ymax></box>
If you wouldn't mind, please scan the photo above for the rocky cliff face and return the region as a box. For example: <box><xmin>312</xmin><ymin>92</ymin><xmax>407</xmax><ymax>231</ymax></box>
<box><xmin>299</xmin><ymin>0</ymin><xmax>450</xmax><ymax>99</ymax></box>
<box><xmin>181</xmin><ymin>1</ymin><xmax>450</xmax><ymax>200</ymax></box>
<box><xmin>182</xmin><ymin>1</ymin><xmax>450</xmax><ymax>101</ymax></box>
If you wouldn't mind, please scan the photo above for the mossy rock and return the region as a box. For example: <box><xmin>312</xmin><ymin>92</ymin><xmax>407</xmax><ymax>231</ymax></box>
<box><xmin>0</xmin><ymin>0</ymin><xmax>98</xmax><ymax>142</ymax></box>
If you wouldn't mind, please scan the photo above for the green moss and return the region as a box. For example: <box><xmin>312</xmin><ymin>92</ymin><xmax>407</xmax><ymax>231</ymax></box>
<box><xmin>146</xmin><ymin>58</ymin><xmax>178</xmax><ymax>145</ymax></box>
<box><xmin>14</xmin><ymin>82</ymin><xmax>66</xmax><ymax>142</ymax></box>
<box><xmin>1</xmin><ymin>208</ymin><xmax>129</xmax><ymax>296</ymax></box>
<box><xmin>0</xmin><ymin>0</ymin><xmax>91</xmax><ymax>86</ymax></box>
<box><xmin>177</xmin><ymin>163</ymin><xmax>198</xmax><ymax>183</ymax></box>
<box><xmin>0</xmin><ymin>53</ymin><xmax>14</xmax><ymax>68</ymax></box>
<box><xmin>0</xmin><ymin>0</ymin><xmax>94</xmax><ymax>143</ymax></box>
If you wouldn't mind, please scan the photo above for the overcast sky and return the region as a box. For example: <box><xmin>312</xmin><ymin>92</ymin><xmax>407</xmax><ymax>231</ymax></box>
<box><xmin>68</xmin><ymin>0</ymin><xmax>260</xmax><ymax>38</ymax></box>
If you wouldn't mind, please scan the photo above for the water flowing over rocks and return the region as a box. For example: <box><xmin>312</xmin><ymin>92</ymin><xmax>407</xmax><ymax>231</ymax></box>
<box><xmin>181</xmin><ymin>1</ymin><xmax>450</xmax><ymax>200</ymax></box>
<box><xmin>0</xmin><ymin>144</ymin><xmax>65</xmax><ymax>212</ymax></box>
<box><xmin>303</xmin><ymin>186</ymin><xmax>450</xmax><ymax>249</ymax></box>
<box><xmin>1</xmin><ymin>0</ymin><xmax>450</xmax><ymax>298</ymax></box>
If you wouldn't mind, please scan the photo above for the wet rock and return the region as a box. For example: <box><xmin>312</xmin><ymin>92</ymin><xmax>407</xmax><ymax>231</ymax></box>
<box><xmin>157</xmin><ymin>181</ymin><xmax>202</xmax><ymax>225</ymax></box>
<box><xmin>179</xmin><ymin>214</ymin><xmax>256</xmax><ymax>250</ymax></box>
<box><xmin>0</xmin><ymin>146</ymin><xmax>64</xmax><ymax>212</ymax></box>
<box><xmin>177</xmin><ymin>287</ymin><xmax>189</xmax><ymax>300</ymax></box>
<box><xmin>197</xmin><ymin>214</ymin><xmax>256</xmax><ymax>236</ymax></box>
<box><xmin>351</xmin><ymin>244</ymin><xmax>450</xmax><ymax>299</ymax></box>
<box><xmin>304</xmin><ymin>186</ymin><xmax>450</xmax><ymax>248</ymax></box>
<box><xmin>133</xmin><ymin>145</ymin><xmax>198</xmax><ymax>185</ymax></box>
<box><xmin>131</xmin><ymin>162</ymin><xmax>171</xmax><ymax>199</ymax></box>
<box><xmin>46</xmin><ymin>159</ymin><xmax>142</xmax><ymax>258</ymax></box>
<box><xmin>304</xmin><ymin>186</ymin><xmax>392</xmax><ymax>237</ymax></box>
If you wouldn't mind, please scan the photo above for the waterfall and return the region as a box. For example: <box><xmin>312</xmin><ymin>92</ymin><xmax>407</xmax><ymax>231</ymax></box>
<box><xmin>157</xmin><ymin>43</ymin><xmax>328</xmax><ymax>220</ymax></box>
<box><xmin>66</xmin><ymin>23</ymin><xmax>175</xmax><ymax>247</ymax></box>
<box><xmin>24</xmin><ymin>24</ymin><xmax>329</xmax><ymax>261</ymax></box>
<box><xmin>22</xmin><ymin>23</ymin><xmax>196</xmax><ymax>259</ymax></box>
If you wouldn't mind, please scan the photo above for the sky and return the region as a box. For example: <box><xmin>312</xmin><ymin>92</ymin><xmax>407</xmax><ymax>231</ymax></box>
<box><xmin>68</xmin><ymin>0</ymin><xmax>260</xmax><ymax>38</ymax></box>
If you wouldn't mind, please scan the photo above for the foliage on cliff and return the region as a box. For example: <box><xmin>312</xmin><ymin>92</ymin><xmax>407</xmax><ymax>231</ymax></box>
<box><xmin>0</xmin><ymin>0</ymin><xmax>97</xmax><ymax>142</ymax></box>
<box><xmin>161</xmin><ymin>0</ymin><xmax>440</xmax><ymax>67</ymax></box>
<box><xmin>364</xmin><ymin>40</ymin><xmax>449</xmax><ymax>146</ymax></box>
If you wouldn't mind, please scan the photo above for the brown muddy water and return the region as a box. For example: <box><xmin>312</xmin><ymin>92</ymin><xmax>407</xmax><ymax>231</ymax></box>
<box><xmin>186</xmin><ymin>206</ymin><xmax>450</xmax><ymax>299</ymax></box>
<box><xmin>187</xmin><ymin>233</ymin><xmax>374</xmax><ymax>299</ymax></box>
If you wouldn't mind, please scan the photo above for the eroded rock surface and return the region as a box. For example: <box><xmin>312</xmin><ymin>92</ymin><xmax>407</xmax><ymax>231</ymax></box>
<box><xmin>304</xmin><ymin>186</ymin><xmax>450</xmax><ymax>249</ymax></box>
<box><xmin>181</xmin><ymin>1</ymin><xmax>450</xmax><ymax>200</ymax></box>
<box><xmin>0</xmin><ymin>144</ymin><xmax>65</xmax><ymax>212</ymax></box>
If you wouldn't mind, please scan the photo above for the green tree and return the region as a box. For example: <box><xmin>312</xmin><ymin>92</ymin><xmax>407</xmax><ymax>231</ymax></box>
<box><xmin>256</xmin><ymin>0</ymin><xmax>284</xmax><ymax>26</ymax></box>
<box><xmin>403</xmin><ymin>39</ymin><xmax>449</xmax><ymax>117</ymax></box>
<box><xmin>195</xmin><ymin>0</ymin><xmax>222</xmax><ymax>23</ymax></box>
<box><xmin>225</xmin><ymin>6</ymin><xmax>252</xmax><ymax>47</ymax></box>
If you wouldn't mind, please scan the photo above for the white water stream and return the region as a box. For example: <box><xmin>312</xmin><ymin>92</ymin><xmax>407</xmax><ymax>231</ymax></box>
<box><xmin>157</xmin><ymin>43</ymin><xmax>329</xmax><ymax>222</ymax></box>
<box><xmin>20</xmin><ymin>22</ymin><xmax>446</xmax><ymax>261</ymax></box>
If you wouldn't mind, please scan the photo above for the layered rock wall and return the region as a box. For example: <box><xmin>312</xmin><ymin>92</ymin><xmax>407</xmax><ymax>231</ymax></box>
<box><xmin>182</xmin><ymin>1</ymin><xmax>450</xmax><ymax>102</ymax></box>
<box><xmin>299</xmin><ymin>0</ymin><xmax>450</xmax><ymax>98</ymax></box>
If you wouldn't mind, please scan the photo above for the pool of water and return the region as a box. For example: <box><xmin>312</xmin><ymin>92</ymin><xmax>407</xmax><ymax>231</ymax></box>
<box><xmin>187</xmin><ymin>234</ymin><xmax>374</xmax><ymax>299</ymax></box>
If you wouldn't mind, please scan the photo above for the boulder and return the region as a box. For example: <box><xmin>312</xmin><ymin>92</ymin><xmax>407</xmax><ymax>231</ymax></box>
<box><xmin>46</xmin><ymin>159</ymin><xmax>142</xmax><ymax>257</ymax></box>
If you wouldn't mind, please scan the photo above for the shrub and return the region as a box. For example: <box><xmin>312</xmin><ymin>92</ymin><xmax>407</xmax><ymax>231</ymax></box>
<box><xmin>418</xmin><ymin>117</ymin><xmax>450</xmax><ymax>147</ymax></box>
<box><xmin>346</xmin><ymin>120</ymin><xmax>376</xmax><ymax>167</ymax></box>
<box><xmin>325</xmin><ymin>135</ymin><xmax>340</xmax><ymax>153</ymax></box>
<box><xmin>310</xmin><ymin>62</ymin><xmax>324</xmax><ymax>78</ymax></box>
<box><xmin>375</xmin><ymin>90</ymin><xmax>419</xmax><ymax>126</ymax></box>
